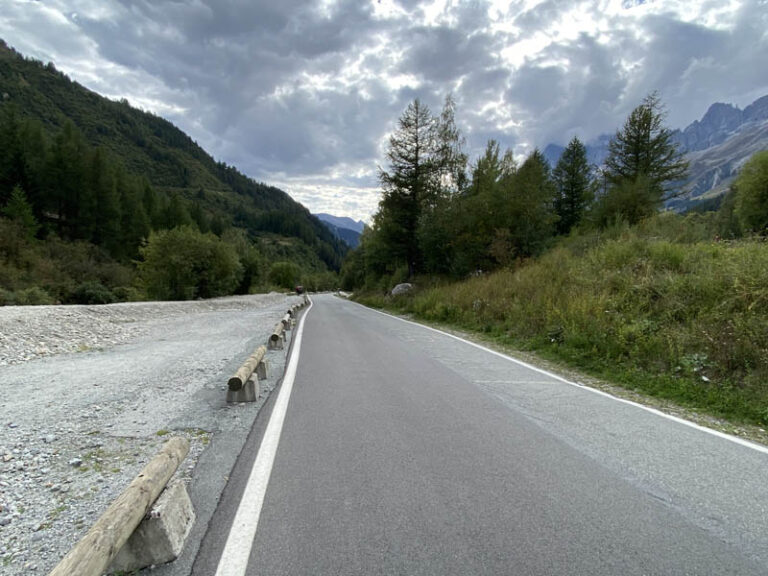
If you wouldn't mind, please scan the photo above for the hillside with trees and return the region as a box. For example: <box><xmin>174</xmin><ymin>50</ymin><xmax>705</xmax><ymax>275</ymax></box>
<box><xmin>0</xmin><ymin>40</ymin><xmax>345</xmax><ymax>303</ymax></box>
<box><xmin>346</xmin><ymin>93</ymin><xmax>768</xmax><ymax>427</ymax></box>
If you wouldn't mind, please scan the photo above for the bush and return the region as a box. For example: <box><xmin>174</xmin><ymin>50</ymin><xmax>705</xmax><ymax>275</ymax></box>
<box><xmin>70</xmin><ymin>281</ymin><xmax>117</xmax><ymax>305</ymax></box>
<box><xmin>0</xmin><ymin>286</ymin><xmax>56</xmax><ymax>305</ymax></box>
<box><xmin>268</xmin><ymin>261</ymin><xmax>300</xmax><ymax>290</ymax></box>
<box><xmin>138</xmin><ymin>226</ymin><xmax>243</xmax><ymax>300</ymax></box>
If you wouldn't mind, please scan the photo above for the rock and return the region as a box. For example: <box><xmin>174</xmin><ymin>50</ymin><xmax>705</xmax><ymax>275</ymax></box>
<box><xmin>43</xmin><ymin>435</ymin><xmax>57</xmax><ymax>444</ymax></box>
<box><xmin>0</xmin><ymin>516</ymin><xmax>11</xmax><ymax>526</ymax></box>
<box><xmin>391</xmin><ymin>283</ymin><xmax>413</xmax><ymax>296</ymax></box>
<box><xmin>68</xmin><ymin>458</ymin><xmax>82</xmax><ymax>468</ymax></box>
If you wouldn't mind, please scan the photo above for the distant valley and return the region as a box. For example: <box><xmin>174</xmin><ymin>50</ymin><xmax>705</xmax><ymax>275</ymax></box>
<box><xmin>314</xmin><ymin>213</ymin><xmax>365</xmax><ymax>248</ymax></box>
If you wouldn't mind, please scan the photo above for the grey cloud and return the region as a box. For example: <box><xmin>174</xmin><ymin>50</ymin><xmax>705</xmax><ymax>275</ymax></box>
<box><xmin>2</xmin><ymin>0</ymin><xmax>766</xmax><ymax>220</ymax></box>
<box><xmin>402</xmin><ymin>25</ymin><xmax>500</xmax><ymax>83</ymax></box>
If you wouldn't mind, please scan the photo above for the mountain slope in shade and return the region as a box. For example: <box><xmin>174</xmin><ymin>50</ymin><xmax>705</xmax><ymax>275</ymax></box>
<box><xmin>315</xmin><ymin>213</ymin><xmax>365</xmax><ymax>234</ymax></box>
<box><xmin>0</xmin><ymin>39</ymin><xmax>346</xmax><ymax>270</ymax></box>
<box><xmin>314</xmin><ymin>213</ymin><xmax>363</xmax><ymax>248</ymax></box>
<box><xmin>544</xmin><ymin>94</ymin><xmax>768</xmax><ymax>211</ymax></box>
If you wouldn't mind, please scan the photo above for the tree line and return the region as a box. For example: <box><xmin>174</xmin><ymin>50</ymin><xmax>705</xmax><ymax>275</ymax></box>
<box><xmin>0</xmin><ymin>105</ymin><xmax>338</xmax><ymax>304</ymax></box>
<box><xmin>342</xmin><ymin>92</ymin><xmax>767</xmax><ymax>291</ymax></box>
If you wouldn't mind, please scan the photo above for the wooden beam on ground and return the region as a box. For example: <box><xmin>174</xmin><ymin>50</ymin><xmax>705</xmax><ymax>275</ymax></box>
<box><xmin>228</xmin><ymin>345</ymin><xmax>267</xmax><ymax>391</ymax></box>
<box><xmin>48</xmin><ymin>437</ymin><xmax>189</xmax><ymax>576</ymax></box>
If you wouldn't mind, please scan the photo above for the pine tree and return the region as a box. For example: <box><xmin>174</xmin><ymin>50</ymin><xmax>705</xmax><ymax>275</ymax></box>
<box><xmin>603</xmin><ymin>92</ymin><xmax>688</xmax><ymax>222</ymax></box>
<box><xmin>378</xmin><ymin>99</ymin><xmax>436</xmax><ymax>276</ymax></box>
<box><xmin>553</xmin><ymin>137</ymin><xmax>593</xmax><ymax>234</ymax></box>
<box><xmin>504</xmin><ymin>149</ymin><xmax>558</xmax><ymax>257</ymax></box>
<box><xmin>2</xmin><ymin>184</ymin><xmax>39</xmax><ymax>239</ymax></box>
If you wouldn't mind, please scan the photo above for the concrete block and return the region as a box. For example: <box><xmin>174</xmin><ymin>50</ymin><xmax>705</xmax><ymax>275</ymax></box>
<box><xmin>268</xmin><ymin>336</ymin><xmax>284</xmax><ymax>350</ymax></box>
<box><xmin>226</xmin><ymin>378</ymin><xmax>259</xmax><ymax>403</ymax></box>
<box><xmin>109</xmin><ymin>480</ymin><xmax>195</xmax><ymax>573</ymax></box>
<box><xmin>256</xmin><ymin>360</ymin><xmax>268</xmax><ymax>380</ymax></box>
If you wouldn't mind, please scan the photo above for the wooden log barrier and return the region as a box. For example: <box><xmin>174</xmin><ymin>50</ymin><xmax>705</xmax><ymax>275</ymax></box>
<box><xmin>227</xmin><ymin>345</ymin><xmax>267</xmax><ymax>391</ymax></box>
<box><xmin>268</xmin><ymin>320</ymin><xmax>285</xmax><ymax>349</ymax></box>
<box><xmin>281</xmin><ymin>313</ymin><xmax>292</xmax><ymax>328</ymax></box>
<box><xmin>49</xmin><ymin>437</ymin><xmax>189</xmax><ymax>576</ymax></box>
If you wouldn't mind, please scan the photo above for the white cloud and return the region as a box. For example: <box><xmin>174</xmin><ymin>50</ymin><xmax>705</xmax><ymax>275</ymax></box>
<box><xmin>1</xmin><ymin>0</ymin><xmax>766</xmax><ymax>220</ymax></box>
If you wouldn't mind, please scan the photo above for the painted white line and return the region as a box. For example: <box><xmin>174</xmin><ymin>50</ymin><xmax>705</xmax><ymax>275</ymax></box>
<box><xmin>357</xmin><ymin>301</ymin><xmax>768</xmax><ymax>456</ymax></box>
<box><xmin>215</xmin><ymin>297</ymin><xmax>313</xmax><ymax>576</ymax></box>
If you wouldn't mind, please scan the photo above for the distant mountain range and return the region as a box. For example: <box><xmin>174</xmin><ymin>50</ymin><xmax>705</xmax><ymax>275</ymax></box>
<box><xmin>543</xmin><ymin>94</ymin><xmax>768</xmax><ymax>211</ymax></box>
<box><xmin>314</xmin><ymin>213</ymin><xmax>365</xmax><ymax>248</ymax></box>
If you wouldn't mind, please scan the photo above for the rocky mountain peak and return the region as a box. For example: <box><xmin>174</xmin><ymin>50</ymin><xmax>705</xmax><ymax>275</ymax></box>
<box><xmin>743</xmin><ymin>95</ymin><xmax>768</xmax><ymax>122</ymax></box>
<box><xmin>699</xmin><ymin>102</ymin><xmax>742</xmax><ymax>132</ymax></box>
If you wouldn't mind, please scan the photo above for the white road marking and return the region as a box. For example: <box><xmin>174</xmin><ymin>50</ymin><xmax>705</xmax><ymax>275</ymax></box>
<box><xmin>360</xmin><ymin>301</ymin><xmax>768</xmax><ymax>456</ymax></box>
<box><xmin>215</xmin><ymin>297</ymin><xmax>313</xmax><ymax>576</ymax></box>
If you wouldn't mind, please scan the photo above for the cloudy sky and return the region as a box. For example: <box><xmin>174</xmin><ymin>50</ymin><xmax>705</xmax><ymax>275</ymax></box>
<box><xmin>2</xmin><ymin>0</ymin><xmax>767</xmax><ymax>221</ymax></box>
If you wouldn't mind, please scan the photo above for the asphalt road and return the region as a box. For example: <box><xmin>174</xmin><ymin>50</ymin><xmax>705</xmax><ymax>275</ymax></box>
<box><xmin>194</xmin><ymin>293</ymin><xmax>768</xmax><ymax>575</ymax></box>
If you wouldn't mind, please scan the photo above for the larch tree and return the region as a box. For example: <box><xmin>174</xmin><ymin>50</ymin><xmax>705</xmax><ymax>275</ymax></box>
<box><xmin>602</xmin><ymin>92</ymin><xmax>688</xmax><ymax>223</ymax></box>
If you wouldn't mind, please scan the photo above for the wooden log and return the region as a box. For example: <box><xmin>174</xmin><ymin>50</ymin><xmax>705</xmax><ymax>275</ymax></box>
<box><xmin>48</xmin><ymin>437</ymin><xmax>189</xmax><ymax>576</ymax></box>
<box><xmin>270</xmin><ymin>321</ymin><xmax>284</xmax><ymax>341</ymax></box>
<box><xmin>268</xmin><ymin>321</ymin><xmax>285</xmax><ymax>349</ymax></box>
<box><xmin>280</xmin><ymin>313</ymin><xmax>292</xmax><ymax>328</ymax></box>
<box><xmin>227</xmin><ymin>345</ymin><xmax>267</xmax><ymax>391</ymax></box>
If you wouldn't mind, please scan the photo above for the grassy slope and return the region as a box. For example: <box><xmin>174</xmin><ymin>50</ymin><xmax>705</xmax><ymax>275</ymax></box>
<box><xmin>358</xmin><ymin>215</ymin><xmax>768</xmax><ymax>426</ymax></box>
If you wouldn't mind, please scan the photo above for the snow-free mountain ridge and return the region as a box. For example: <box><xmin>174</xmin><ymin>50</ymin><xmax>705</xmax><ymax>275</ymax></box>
<box><xmin>543</xmin><ymin>94</ymin><xmax>768</xmax><ymax>210</ymax></box>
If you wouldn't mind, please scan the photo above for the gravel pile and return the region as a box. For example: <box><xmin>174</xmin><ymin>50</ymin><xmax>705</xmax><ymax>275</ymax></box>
<box><xmin>0</xmin><ymin>293</ymin><xmax>303</xmax><ymax>574</ymax></box>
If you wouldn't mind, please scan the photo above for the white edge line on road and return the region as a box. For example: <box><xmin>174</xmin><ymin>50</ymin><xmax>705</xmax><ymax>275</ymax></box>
<box><xmin>215</xmin><ymin>296</ymin><xmax>313</xmax><ymax>576</ymax></box>
<box><xmin>358</xmin><ymin>301</ymin><xmax>768</xmax><ymax>456</ymax></box>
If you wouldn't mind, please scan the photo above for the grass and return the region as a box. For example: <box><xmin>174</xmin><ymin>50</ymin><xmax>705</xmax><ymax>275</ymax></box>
<box><xmin>357</xmin><ymin>219</ymin><xmax>768</xmax><ymax>426</ymax></box>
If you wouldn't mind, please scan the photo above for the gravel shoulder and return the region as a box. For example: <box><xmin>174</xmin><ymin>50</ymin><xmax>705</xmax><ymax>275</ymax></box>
<box><xmin>0</xmin><ymin>293</ymin><xmax>303</xmax><ymax>575</ymax></box>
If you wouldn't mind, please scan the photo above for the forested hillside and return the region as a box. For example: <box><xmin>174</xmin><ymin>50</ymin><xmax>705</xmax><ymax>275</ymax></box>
<box><xmin>0</xmin><ymin>40</ymin><xmax>344</xmax><ymax>303</ymax></box>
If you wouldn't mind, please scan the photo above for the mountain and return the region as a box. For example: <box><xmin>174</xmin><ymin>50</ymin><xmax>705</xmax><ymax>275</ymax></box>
<box><xmin>314</xmin><ymin>213</ymin><xmax>365</xmax><ymax>234</ymax></box>
<box><xmin>544</xmin><ymin>94</ymin><xmax>768</xmax><ymax>211</ymax></box>
<box><xmin>543</xmin><ymin>134</ymin><xmax>611</xmax><ymax>169</ymax></box>
<box><xmin>0</xmin><ymin>39</ymin><xmax>346</xmax><ymax>270</ymax></box>
<box><xmin>314</xmin><ymin>213</ymin><xmax>364</xmax><ymax>248</ymax></box>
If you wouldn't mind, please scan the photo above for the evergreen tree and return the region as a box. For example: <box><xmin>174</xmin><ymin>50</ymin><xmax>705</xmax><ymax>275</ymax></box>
<box><xmin>2</xmin><ymin>184</ymin><xmax>39</xmax><ymax>239</ymax></box>
<box><xmin>504</xmin><ymin>149</ymin><xmax>558</xmax><ymax>258</ymax></box>
<box><xmin>552</xmin><ymin>136</ymin><xmax>593</xmax><ymax>234</ymax></box>
<box><xmin>377</xmin><ymin>99</ymin><xmax>436</xmax><ymax>276</ymax></box>
<box><xmin>47</xmin><ymin>121</ymin><xmax>89</xmax><ymax>237</ymax></box>
<box><xmin>91</xmin><ymin>151</ymin><xmax>122</xmax><ymax>253</ymax></box>
<box><xmin>433</xmin><ymin>94</ymin><xmax>468</xmax><ymax>197</ymax></box>
<box><xmin>470</xmin><ymin>140</ymin><xmax>503</xmax><ymax>197</ymax></box>
<box><xmin>190</xmin><ymin>201</ymin><xmax>210</xmax><ymax>233</ymax></box>
<box><xmin>164</xmin><ymin>193</ymin><xmax>192</xmax><ymax>229</ymax></box>
<box><xmin>603</xmin><ymin>92</ymin><xmax>688</xmax><ymax>223</ymax></box>
<box><xmin>734</xmin><ymin>150</ymin><xmax>768</xmax><ymax>234</ymax></box>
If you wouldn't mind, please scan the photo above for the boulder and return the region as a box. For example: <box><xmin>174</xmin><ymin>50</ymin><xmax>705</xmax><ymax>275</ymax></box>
<box><xmin>391</xmin><ymin>283</ymin><xmax>413</xmax><ymax>296</ymax></box>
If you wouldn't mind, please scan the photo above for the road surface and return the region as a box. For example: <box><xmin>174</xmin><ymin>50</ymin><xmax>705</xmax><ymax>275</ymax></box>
<box><xmin>193</xmin><ymin>293</ymin><xmax>768</xmax><ymax>575</ymax></box>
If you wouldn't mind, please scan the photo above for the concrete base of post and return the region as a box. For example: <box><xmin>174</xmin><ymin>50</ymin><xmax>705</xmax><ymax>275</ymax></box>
<box><xmin>226</xmin><ymin>361</ymin><xmax>267</xmax><ymax>403</ymax></box>
<box><xmin>226</xmin><ymin>378</ymin><xmax>258</xmax><ymax>402</ymax></box>
<box><xmin>268</xmin><ymin>337</ymin><xmax>284</xmax><ymax>350</ymax></box>
<box><xmin>256</xmin><ymin>360</ymin><xmax>268</xmax><ymax>380</ymax></box>
<box><xmin>109</xmin><ymin>480</ymin><xmax>195</xmax><ymax>573</ymax></box>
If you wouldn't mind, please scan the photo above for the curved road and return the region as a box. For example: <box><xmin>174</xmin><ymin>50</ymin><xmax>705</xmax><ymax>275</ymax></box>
<box><xmin>193</xmin><ymin>293</ymin><xmax>768</xmax><ymax>575</ymax></box>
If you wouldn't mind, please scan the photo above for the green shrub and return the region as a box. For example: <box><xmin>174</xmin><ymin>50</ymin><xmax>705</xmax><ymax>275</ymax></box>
<box><xmin>70</xmin><ymin>281</ymin><xmax>117</xmax><ymax>305</ymax></box>
<box><xmin>268</xmin><ymin>261</ymin><xmax>300</xmax><ymax>290</ymax></box>
<box><xmin>138</xmin><ymin>226</ymin><xmax>243</xmax><ymax>300</ymax></box>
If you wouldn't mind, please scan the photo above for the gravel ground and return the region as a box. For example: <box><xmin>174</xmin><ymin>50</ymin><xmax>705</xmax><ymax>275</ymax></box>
<box><xmin>0</xmin><ymin>293</ymin><xmax>304</xmax><ymax>575</ymax></box>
